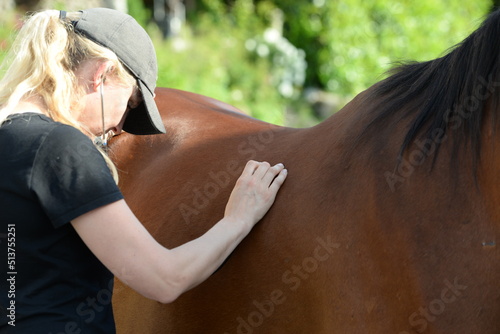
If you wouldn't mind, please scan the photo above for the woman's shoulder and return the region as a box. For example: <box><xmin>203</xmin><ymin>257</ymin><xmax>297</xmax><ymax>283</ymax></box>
<box><xmin>4</xmin><ymin>112</ymin><xmax>55</xmax><ymax>127</ymax></box>
<box><xmin>3</xmin><ymin>112</ymin><xmax>69</xmax><ymax>135</ymax></box>
<box><xmin>1</xmin><ymin>113</ymin><xmax>95</xmax><ymax>162</ymax></box>
<box><xmin>2</xmin><ymin>112</ymin><xmax>89</xmax><ymax>144</ymax></box>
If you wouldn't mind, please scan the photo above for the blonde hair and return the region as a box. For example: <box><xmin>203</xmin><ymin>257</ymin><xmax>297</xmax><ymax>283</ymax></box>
<box><xmin>0</xmin><ymin>10</ymin><xmax>137</xmax><ymax>183</ymax></box>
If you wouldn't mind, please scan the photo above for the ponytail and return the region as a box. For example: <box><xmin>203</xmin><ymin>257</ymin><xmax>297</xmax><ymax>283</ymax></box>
<box><xmin>0</xmin><ymin>10</ymin><xmax>76</xmax><ymax>126</ymax></box>
<box><xmin>0</xmin><ymin>10</ymin><xmax>137</xmax><ymax>183</ymax></box>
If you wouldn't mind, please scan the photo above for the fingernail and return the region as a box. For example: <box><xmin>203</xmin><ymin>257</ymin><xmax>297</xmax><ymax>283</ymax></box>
<box><xmin>277</xmin><ymin>163</ymin><xmax>284</xmax><ymax>167</ymax></box>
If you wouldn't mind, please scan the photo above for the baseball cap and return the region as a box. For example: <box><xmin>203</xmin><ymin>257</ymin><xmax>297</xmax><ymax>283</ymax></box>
<box><xmin>68</xmin><ymin>8</ymin><xmax>166</xmax><ymax>135</ymax></box>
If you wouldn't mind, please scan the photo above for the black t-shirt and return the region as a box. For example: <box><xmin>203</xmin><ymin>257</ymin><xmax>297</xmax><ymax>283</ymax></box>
<box><xmin>0</xmin><ymin>113</ymin><xmax>124</xmax><ymax>333</ymax></box>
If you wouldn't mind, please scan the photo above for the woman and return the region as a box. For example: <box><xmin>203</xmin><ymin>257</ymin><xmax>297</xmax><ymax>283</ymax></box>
<box><xmin>0</xmin><ymin>8</ymin><xmax>287</xmax><ymax>333</ymax></box>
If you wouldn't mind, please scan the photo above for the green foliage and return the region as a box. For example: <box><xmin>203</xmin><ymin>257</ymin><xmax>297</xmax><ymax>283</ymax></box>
<box><xmin>152</xmin><ymin>0</ymin><xmax>301</xmax><ymax>124</ymax></box>
<box><xmin>127</xmin><ymin>0</ymin><xmax>152</xmax><ymax>29</ymax></box>
<box><xmin>271</xmin><ymin>0</ymin><xmax>491</xmax><ymax>97</ymax></box>
<box><xmin>0</xmin><ymin>1</ymin><xmax>494</xmax><ymax>127</ymax></box>
<box><xmin>156</xmin><ymin>0</ymin><xmax>492</xmax><ymax>125</ymax></box>
<box><xmin>0</xmin><ymin>11</ymin><xmax>19</xmax><ymax>65</ymax></box>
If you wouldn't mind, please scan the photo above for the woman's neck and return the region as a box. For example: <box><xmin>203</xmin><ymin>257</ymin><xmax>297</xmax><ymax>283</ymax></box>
<box><xmin>11</xmin><ymin>96</ymin><xmax>47</xmax><ymax>115</ymax></box>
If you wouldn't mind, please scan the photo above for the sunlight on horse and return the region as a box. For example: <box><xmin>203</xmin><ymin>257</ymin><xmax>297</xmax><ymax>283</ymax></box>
<box><xmin>110</xmin><ymin>10</ymin><xmax>500</xmax><ymax>334</ymax></box>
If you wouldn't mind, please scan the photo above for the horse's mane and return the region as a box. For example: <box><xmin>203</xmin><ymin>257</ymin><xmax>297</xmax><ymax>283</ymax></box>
<box><xmin>365</xmin><ymin>10</ymin><xmax>500</xmax><ymax>171</ymax></box>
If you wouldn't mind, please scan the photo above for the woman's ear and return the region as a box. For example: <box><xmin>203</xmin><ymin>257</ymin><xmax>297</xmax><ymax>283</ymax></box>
<box><xmin>92</xmin><ymin>61</ymin><xmax>114</xmax><ymax>92</ymax></box>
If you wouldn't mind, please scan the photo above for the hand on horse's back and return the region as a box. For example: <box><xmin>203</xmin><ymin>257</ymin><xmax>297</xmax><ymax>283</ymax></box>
<box><xmin>224</xmin><ymin>160</ymin><xmax>287</xmax><ymax>232</ymax></box>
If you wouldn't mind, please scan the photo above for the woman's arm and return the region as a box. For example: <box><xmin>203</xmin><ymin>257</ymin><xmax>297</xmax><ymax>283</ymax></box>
<box><xmin>71</xmin><ymin>160</ymin><xmax>287</xmax><ymax>303</ymax></box>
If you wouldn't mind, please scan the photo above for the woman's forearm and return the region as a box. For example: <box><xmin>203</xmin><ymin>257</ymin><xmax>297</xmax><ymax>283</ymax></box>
<box><xmin>166</xmin><ymin>217</ymin><xmax>250</xmax><ymax>295</ymax></box>
<box><xmin>72</xmin><ymin>162</ymin><xmax>286</xmax><ymax>304</ymax></box>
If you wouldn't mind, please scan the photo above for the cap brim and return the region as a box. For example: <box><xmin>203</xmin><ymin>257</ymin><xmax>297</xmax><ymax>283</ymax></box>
<box><xmin>122</xmin><ymin>81</ymin><xmax>166</xmax><ymax>135</ymax></box>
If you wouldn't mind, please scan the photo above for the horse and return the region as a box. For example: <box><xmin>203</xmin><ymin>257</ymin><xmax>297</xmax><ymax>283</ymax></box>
<box><xmin>110</xmin><ymin>10</ymin><xmax>500</xmax><ymax>334</ymax></box>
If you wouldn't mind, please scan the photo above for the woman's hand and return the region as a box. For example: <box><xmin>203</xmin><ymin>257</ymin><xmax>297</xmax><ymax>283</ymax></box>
<box><xmin>72</xmin><ymin>160</ymin><xmax>287</xmax><ymax>303</ymax></box>
<box><xmin>224</xmin><ymin>160</ymin><xmax>287</xmax><ymax>231</ymax></box>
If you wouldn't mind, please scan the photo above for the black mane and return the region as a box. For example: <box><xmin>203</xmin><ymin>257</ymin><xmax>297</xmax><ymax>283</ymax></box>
<box><xmin>367</xmin><ymin>10</ymin><xmax>500</xmax><ymax>171</ymax></box>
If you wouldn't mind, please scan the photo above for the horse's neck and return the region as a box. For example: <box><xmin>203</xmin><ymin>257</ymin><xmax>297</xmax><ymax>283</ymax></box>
<box><xmin>352</xmin><ymin>87</ymin><xmax>498</xmax><ymax>221</ymax></box>
<box><xmin>477</xmin><ymin>109</ymin><xmax>500</xmax><ymax>222</ymax></box>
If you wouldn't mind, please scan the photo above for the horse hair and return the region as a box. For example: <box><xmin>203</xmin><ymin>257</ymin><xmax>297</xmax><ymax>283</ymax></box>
<box><xmin>365</xmin><ymin>9</ymin><xmax>500</xmax><ymax>172</ymax></box>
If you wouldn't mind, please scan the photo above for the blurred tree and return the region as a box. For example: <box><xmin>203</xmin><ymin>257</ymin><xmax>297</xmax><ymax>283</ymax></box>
<box><xmin>147</xmin><ymin>0</ymin><xmax>493</xmax><ymax>124</ymax></box>
<box><xmin>4</xmin><ymin>0</ymin><xmax>493</xmax><ymax>125</ymax></box>
<box><xmin>265</xmin><ymin>1</ymin><xmax>491</xmax><ymax>97</ymax></box>
<box><xmin>14</xmin><ymin>0</ymin><xmax>127</xmax><ymax>11</ymax></box>
<box><xmin>492</xmin><ymin>0</ymin><xmax>500</xmax><ymax>11</ymax></box>
<box><xmin>180</xmin><ymin>1</ymin><xmax>490</xmax><ymax>98</ymax></box>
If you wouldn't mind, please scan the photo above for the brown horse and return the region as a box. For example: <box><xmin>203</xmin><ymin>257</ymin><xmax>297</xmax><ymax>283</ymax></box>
<box><xmin>110</xmin><ymin>11</ymin><xmax>500</xmax><ymax>334</ymax></box>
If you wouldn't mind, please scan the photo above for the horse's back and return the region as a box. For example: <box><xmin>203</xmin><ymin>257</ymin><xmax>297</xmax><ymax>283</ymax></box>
<box><xmin>111</xmin><ymin>88</ymin><xmax>337</xmax><ymax>333</ymax></box>
<box><xmin>111</xmin><ymin>88</ymin><xmax>499</xmax><ymax>333</ymax></box>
